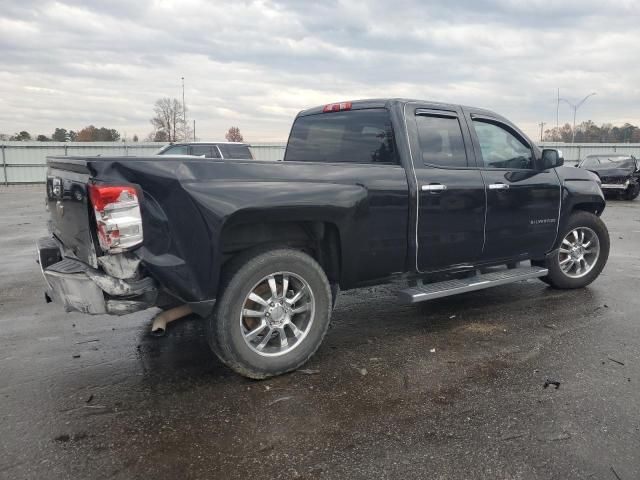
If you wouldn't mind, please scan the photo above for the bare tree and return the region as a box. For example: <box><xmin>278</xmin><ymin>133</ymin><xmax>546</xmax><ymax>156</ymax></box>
<box><xmin>225</xmin><ymin>126</ymin><xmax>244</xmax><ymax>142</ymax></box>
<box><xmin>150</xmin><ymin>98</ymin><xmax>192</xmax><ymax>142</ymax></box>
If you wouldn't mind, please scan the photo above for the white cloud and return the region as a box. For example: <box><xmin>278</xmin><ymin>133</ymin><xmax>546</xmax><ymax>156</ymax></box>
<box><xmin>0</xmin><ymin>0</ymin><xmax>638</xmax><ymax>141</ymax></box>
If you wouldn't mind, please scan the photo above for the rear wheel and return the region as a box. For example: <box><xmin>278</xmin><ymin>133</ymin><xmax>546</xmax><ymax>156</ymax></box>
<box><xmin>538</xmin><ymin>211</ymin><xmax>609</xmax><ymax>289</ymax></box>
<box><xmin>208</xmin><ymin>248</ymin><xmax>332</xmax><ymax>379</ymax></box>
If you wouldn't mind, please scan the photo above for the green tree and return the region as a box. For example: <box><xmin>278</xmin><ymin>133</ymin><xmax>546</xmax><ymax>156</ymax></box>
<box><xmin>36</xmin><ymin>134</ymin><xmax>50</xmax><ymax>141</ymax></box>
<box><xmin>52</xmin><ymin>128</ymin><xmax>68</xmax><ymax>142</ymax></box>
<box><xmin>10</xmin><ymin>131</ymin><xmax>31</xmax><ymax>141</ymax></box>
<box><xmin>153</xmin><ymin>130</ymin><xmax>169</xmax><ymax>142</ymax></box>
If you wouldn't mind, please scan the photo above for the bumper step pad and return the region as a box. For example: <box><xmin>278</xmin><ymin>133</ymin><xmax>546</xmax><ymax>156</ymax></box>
<box><xmin>398</xmin><ymin>266</ymin><xmax>548</xmax><ymax>304</ymax></box>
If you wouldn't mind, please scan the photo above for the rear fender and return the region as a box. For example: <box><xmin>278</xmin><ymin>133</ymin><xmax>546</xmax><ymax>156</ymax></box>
<box><xmin>185</xmin><ymin>181</ymin><xmax>368</xmax><ymax>293</ymax></box>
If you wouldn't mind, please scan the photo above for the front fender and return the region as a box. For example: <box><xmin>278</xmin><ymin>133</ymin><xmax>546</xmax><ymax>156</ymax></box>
<box><xmin>556</xmin><ymin>167</ymin><xmax>606</xmax><ymax>242</ymax></box>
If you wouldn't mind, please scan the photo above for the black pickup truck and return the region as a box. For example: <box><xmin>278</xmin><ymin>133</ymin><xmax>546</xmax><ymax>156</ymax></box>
<box><xmin>38</xmin><ymin>99</ymin><xmax>609</xmax><ymax>378</ymax></box>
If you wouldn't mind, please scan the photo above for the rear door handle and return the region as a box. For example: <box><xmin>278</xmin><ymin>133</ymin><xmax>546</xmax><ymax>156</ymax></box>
<box><xmin>422</xmin><ymin>183</ymin><xmax>447</xmax><ymax>192</ymax></box>
<box><xmin>489</xmin><ymin>183</ymin><xmax>509</xmax><ymax>190</ymax></box>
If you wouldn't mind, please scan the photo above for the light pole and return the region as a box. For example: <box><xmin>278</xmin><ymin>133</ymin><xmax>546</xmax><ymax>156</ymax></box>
<box><xmin>181</xmin><ymin>76</ymin><xmax>186</xmax><ymax>141</ymax></box>
<box><xmin>559</xmin><ymin>92</ymin><xmax>596</xmax><ymax>143</ymax></box>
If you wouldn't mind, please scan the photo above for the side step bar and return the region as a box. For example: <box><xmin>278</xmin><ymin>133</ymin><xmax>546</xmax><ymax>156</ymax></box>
<box><xmin>398</xmin><ymin>266</ymin><xmax>548</xmax><ymax>304</ymax></box>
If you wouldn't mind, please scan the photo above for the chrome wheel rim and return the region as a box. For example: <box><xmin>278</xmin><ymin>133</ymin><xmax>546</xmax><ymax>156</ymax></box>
<box><xmin>558</xmin><ymin>227</ymin><xmax>600</xmax><ymax>278</ymax></box>
<box><xmin>239</xmin><ymin>272</ymin><xmax>315</xmax><ymax>357</ymax></box>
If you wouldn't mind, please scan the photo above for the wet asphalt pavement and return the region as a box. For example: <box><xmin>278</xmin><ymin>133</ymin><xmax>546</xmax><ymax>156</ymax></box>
<box><xmin>1</xmin><ymin>185</ymin><xmax>639</xmax><ymax>480</ymax></box>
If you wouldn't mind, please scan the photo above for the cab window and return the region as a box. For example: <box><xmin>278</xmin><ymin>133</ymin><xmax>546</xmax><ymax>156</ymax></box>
<box><xmin>192</xmin><ymin>145</ymin><xmax>221</xmax><ymax>158</ymax></box>
<box><xmin>161</xmin><ymin>145</ymin><xmax>189</xmax><ymax>155</ymax></box>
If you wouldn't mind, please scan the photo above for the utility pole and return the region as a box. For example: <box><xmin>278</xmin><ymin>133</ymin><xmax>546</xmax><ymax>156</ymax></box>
<box><xmin>181</xmin><ymin>76</ymin><xmax>186</xmax><ymax>141</ymax></box>
<box><xmin>539</xmin><ymin>122</ymin><xmax>546</xmax><ymax>142</ymax></box>
<box><xmin>193</xmin><ymin>120</ymin><xmax>196</xmax><ymax>142</ymax></box>
<box><xmin>559</xmin><ymin>92</ymin><xmax>596</xmax><ymax>143</ymax></box>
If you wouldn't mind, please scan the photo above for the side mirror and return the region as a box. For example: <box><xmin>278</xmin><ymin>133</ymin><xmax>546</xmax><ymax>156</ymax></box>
<box><xmin>541</xmin><ymin>149</ymin><xmax>564</xmax><ymax>169</ymax></box>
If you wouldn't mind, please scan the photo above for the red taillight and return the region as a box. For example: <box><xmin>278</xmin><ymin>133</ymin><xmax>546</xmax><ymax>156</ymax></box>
<box><xmin>88</xmin><ymin>185</ymin><xmax>137</xmax><ymax>211</ymax></box>
<box><xmin>322</xmin><ymin>101</ymin><xmax>352</xmax><ymax>113</ymax></box>
<box><xmin>88</xmin><ymin>184</ymin><xmax>143</xmax><ymax>253</ymax></box>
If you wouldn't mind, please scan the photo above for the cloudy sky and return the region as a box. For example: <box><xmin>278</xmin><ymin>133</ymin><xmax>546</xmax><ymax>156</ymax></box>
<box><xmin>1</xmin><ymin>0</ymin><xmax>639</xmax><ymax>142</ymax></box>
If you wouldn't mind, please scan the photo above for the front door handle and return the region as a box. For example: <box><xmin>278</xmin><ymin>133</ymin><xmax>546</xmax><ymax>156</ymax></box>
<box><xmin>422</xmin><ymin>183</ymin><xmax>447</xmax><ymax>192</ymax></box>
<box><xmin>489</xmin><ymin>183</ymin><xmax>510</xmax><ymax>190</ymax></box>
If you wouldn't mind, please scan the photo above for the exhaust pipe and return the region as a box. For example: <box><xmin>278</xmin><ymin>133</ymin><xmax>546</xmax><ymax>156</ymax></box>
<box><xmin>150</xmin><ymin>305</ymin><xmax>192</xmax><ymax>337</ymax></box>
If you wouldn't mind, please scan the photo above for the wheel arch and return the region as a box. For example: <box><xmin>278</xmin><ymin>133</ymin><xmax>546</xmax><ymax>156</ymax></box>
<box><xmin>219</xmin><ymin>217</ymin><xmax>343</xmax><ymax>288</ymax></box>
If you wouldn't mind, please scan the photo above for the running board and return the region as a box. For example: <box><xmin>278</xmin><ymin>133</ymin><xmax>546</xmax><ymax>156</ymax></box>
<box><xmin>398</xmin><ymin>266</ymin><xmax>548</xmax><ymax>304</ymax></box>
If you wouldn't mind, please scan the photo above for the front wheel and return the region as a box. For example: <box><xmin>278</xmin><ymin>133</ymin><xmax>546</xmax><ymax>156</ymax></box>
<box><xmin>623</xmin><ymin>182</ymin><xmax>640</xmax><ymax>200</ymax></box>
<box><xmin>538</xmin><ymin>211</ymin><xmax>609</xmax><ymax>289</ymax></box>
<box><xmin>208</xmin><ymin>248</ymin><xmax>332</xmax><ymax>379</ymax></box>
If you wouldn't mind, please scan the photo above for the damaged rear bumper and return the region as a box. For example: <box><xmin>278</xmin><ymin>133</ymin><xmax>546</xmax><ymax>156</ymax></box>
<box><xmin>37</xmin><ymin>236</ymin><xmax>157</xmax><ymax>315</ymax></box>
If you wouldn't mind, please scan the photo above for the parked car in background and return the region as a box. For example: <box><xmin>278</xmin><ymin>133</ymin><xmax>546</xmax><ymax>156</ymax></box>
<box><xmin>157</xmin><ymin>142</ymin><xmax>253</xmax><ymax>160</ymax></box>
<box><xmin>577</xmin><ymin>154</ymin><xmax>640</xmax><ymax>200</ymax></box>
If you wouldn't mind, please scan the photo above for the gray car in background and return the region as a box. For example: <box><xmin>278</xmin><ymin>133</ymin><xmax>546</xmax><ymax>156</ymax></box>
<box><xmin>157</xmin><ymin>142</ymin><xmax>253</xmax><ymax>160</ymax></box>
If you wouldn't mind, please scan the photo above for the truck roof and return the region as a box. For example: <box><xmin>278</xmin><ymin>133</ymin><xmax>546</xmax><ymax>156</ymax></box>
<box><xmin>164</xmin><ymin>141</ymin><xmax>250</xmax><ymax>146</ymax></box>
<box><xmin>297</xmin><ymin>98</ymin><xmax>503</xmax><ymax>120</ymax></box>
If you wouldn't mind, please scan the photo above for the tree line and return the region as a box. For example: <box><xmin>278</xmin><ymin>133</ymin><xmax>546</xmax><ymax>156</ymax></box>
<box><xmin>543</xmin><ymin>121</ymin><xmax>640</xmax><ymax>143</ymax></box>
<box><xmin>0</xmin><ymin>126</ymin><xmax>128</xmax><ymax>142</ymax></box>
<box><xmin>1</xmin><ymin>96</ymin><xmax>247</xmax><ymax>143</ymax></box>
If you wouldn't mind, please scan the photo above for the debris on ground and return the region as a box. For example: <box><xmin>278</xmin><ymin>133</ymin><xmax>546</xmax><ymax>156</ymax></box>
<box><xmin>298</xmin><ymin>369</ymin><xmax>320</xmax><ymax>375</ymax></box>
<box><xmin>72</xmin><ymin>354</ymin><xmax>81</xmax><ymax>359</ymax></box>
<box><xmin>543</xmin><ymin>379</ymin><xmax>561</xmax><ymax>389</ymax></box>
<box><xmin>54</xmin><ymin>434</ymin><xmax>70</xmax><ymax>443</ymax></box>
<box><xmin>498</xmin><ymin>432</ymin><xmax>526</xmax><ymax>441</ymax></box>
<box><xmin>430</xmin><ymin>348</ymin><xmax>436</xmax><ymax>353</ymax></box>
<box><xmin>610</xmin><ymin>466</ymin><xmax>622</xmax><ymax>480</ymax></box>
<box><xmin>540</xmin><ymin>432</ymin><xmax>571</xmax><ymax>441</ymax></box>
<box><xmin>75</xmin><ymin>339</ymin><xmax>99</xmax><ymax>345</ymax></box>
<box><xmin>608</xmin><ymin>357</ymin><xmax>625</xmax><ymax>366</ymax></box>
<box><xmin>85</xmin><ymin>394</ymin><xmax>94</xmax><ymax>404</ymax></box>
<box><xmin>268</xmin><ymin>396</ymin><xmax>292</xmax><ymax>406</ymax></box>
<box><xmin>350</xmin><ymin>364</ymin><xmax>368</xmax><ymax>376</ymax></box>
<box><xmin>543</xmin><ymin>324</ymin><xmax>557</xmax><ymax>330</ymax></box>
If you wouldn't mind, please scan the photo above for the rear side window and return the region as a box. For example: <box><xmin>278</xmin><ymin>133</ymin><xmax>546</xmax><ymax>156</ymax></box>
<box><xmin>284</xmin><ymin>109</ymin><xmax>397</xmax><ymax>164</ymax></box>
<box><xmin>160</xmin><ymin>145</ymin><xmax>189</xmax><ymax>155</ymax></box>
<box><xmin>219</xmin><ymin>144</ymin><xmax>252</xmax><ymax>159</ymax></box>
<box><xmin>415</xmin><ymin>114</ymin><xmax>468</xmax><ymax>168</ymax></box>
<box><xmin>191</xmin><ymin>145</ymin><xmax>221</xmax><ymax>158</ymax></box>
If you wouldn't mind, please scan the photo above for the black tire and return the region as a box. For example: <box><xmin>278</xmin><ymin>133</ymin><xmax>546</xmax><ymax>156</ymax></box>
<box><xmin>623</xmin><ymin>182</ymin><xmax>640</xmax><ymax>200</ymax></box>
<box><xmin>538</xmin><ymin>211</ymin><xmax>609</xmax><ymax>289</ymax></box>
<box><xmin>208</xmin><ymin>248</ymin><xmax>332</xmax><ymax>379</ymax></box>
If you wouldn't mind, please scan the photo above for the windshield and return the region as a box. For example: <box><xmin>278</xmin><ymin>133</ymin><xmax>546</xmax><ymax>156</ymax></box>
<box><xmin>583</xmin><ymin>156</ymin><xmax>635</xmax><ymax>169</ymax></box>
